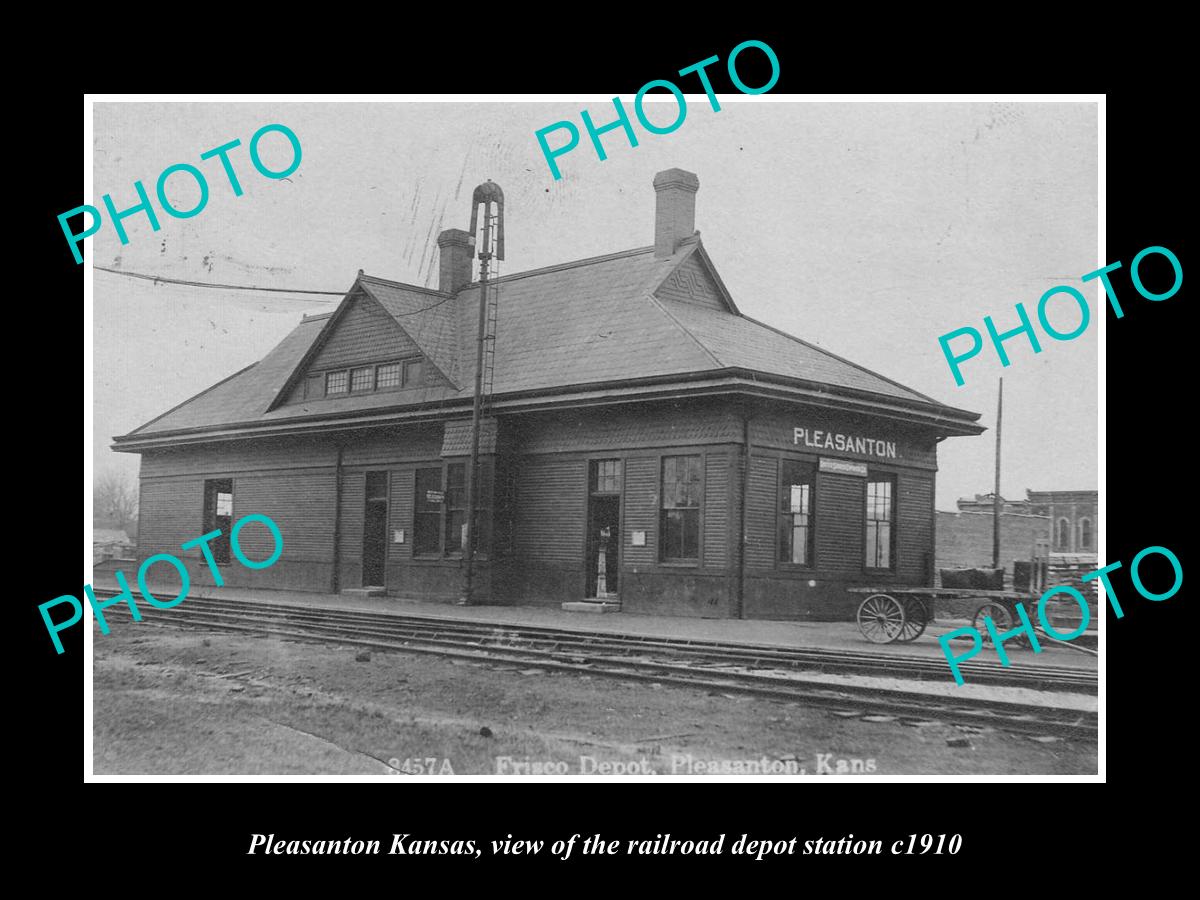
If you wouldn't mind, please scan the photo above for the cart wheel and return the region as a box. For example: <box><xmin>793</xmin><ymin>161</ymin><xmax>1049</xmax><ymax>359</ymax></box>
<box><xmin>857</xmin><ymin>594</ymin><xmax>906</xmax><ymax>644</ymax></box>
<box><xmin>897</xmin><ymin>597</ymin><xmax>928</xmax><ymax>642</ymax></box>
<box><xmin>973</xmin><ymin>601</ymin><xmax>1030</xmax><ymax>648</ymax></box>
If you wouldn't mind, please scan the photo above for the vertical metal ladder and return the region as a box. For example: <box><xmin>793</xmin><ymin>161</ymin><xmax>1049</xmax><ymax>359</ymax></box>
<box><xmin>480</xmin><ymin>212</ymin><xmax>501</xmax><ymax>411</ymax></box>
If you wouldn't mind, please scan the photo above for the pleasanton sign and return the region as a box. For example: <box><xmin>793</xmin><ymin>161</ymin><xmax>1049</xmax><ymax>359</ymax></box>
<box><xmin>793</xmin><ymin>427</ymin><xmax>898</xmax><ymax>459</ymax></box>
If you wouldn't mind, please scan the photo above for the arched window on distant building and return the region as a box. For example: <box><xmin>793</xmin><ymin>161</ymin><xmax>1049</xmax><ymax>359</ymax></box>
<box><xmin>1055</xmin><ymin>517</ymin><xmax>1071</xmax><ymax>552</ymax></box>
<box><xmin>1078</xmin><ymin>517</ymin><xmax>1093</xmax><ymax>551</ymax></box>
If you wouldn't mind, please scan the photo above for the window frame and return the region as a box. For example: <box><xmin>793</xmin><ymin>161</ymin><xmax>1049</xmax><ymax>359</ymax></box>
<box><xmin>202</xmin><ymin>478</ymin><xmax>234</xmax><ymax>566</ymax></box>
<box><xmin>863</xmin><ymin>471</ymin><xmax>897</xmax><ymax>573</ymax></box>
<box><xmin>1078</xmin><ymin>517</ymin><xmax>1093</xmax><ymax>551</ymax></box>
<box><xmin>590</xmin><ymin>458</ymin><xmax>623</xmax><ymax>495</ymax></box>
<box><xmin>304</xmin><ymin>357</ymin><xmax>425</xmax><ymax>402</ymax></box>
<box><xmin>659</xmin><ymin>454</ymin><xmax>703</xmax><ymax>564</ymax></box>
<box><xmin>412</xmin><ymin>467</ymin><xmax>444</xmax><ymax>558</ymax></box>
<box><xmin>350</xmin><ymin>365</ymin><xmax>375</xmax><ymax>393</ymax></box>
<box><xmin>375</xmin><ymin>361</ymin><xmax>403</xmax><ymax>390</ymax></box>
<box><xmin>777</xmin><ymin>456</ymin><xmax>817</xmax><ymax>569</ymax></box>
<box><xmin>1055</xmin><ymin>517</ymin><xmax>1071</xmax><ymax>552</ymax></box>
<box><xmin>410</xmin><ymin>460</ymin><xmax>494</xmax><ymax>561</ymax></box>
<box><xmin>325</xmin><ymin>369</ymin><xmax>349</xmax><ymax>395</ymax></box>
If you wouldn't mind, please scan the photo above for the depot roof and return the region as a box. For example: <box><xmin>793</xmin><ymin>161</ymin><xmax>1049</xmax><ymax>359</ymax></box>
<box><xmin>113</xmin><ymin>237</ymin><xmax>983</xmax><ymax>450</ymax></box>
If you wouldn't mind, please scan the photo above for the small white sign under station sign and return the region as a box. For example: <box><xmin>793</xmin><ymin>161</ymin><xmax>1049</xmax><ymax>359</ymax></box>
<box><xmin>819</xmin><ymin>458</ymin><xmax>868</xmax><ymax>477</ymax></box>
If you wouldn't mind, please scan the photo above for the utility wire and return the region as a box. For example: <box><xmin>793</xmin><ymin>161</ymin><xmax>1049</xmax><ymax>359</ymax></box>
<box><xmin>95</xmin><ymin>265</ymin><xmax>344</xmax><ymax>298</ymax></box>
<box><xmin>94</xmin><ymin>265</ymin><xmax>462</xmax><ymax>316</ymax></box>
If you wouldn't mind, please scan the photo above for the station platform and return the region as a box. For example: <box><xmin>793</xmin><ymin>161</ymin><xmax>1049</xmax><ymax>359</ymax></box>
<box><xmin>91</xmin><ymin>577</ymin><xmax>1098</xmax><ymax>673</ymax></box>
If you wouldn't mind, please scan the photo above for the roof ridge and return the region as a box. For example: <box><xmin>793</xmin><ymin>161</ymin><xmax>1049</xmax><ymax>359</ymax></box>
<box><xmin>462</xmin><ymin>244</ymin><xmax>657</xmax><ymax>290</ymax></box>
<box><xmin>361</xmin><ymin>245</ymin><xmax>662</xmax><ymax>296</ymax></box>
<box><xmin>358</xmin><ymin>273</ymin><xmax>451</xmax><ymax>298</ymax></box>
<box><xmin>353</xmin><ymin>284</ymin><xmax>460</xmax><ymax>391</ymax></box>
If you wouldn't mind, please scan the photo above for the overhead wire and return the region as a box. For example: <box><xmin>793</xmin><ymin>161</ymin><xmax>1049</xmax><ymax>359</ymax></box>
<box><xmin>95</xmin><ymin>265</ymin><xmax>344</xmax><ymax>298</ymax></box>
<box><xmin>94</xmin><ymin>264</ymin><xmax>463</xmax><ymax>316</ymax></box>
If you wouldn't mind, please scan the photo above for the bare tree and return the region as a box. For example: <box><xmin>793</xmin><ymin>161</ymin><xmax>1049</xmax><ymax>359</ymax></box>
<box><xmin>95</xmin><ymin>470</ymin><xmax>138</xmax><ymax>535</ymax></box>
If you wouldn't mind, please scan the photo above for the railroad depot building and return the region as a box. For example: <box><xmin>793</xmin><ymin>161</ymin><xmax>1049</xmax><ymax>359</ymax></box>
<box><xmin>113</xmin><ymin>169</ymin><xmax>984</xmax><ymax>620</ymax></box>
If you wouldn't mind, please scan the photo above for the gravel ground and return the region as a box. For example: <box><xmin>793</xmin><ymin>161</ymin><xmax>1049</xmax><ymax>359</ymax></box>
<box><xmin>92</xmin><ymin>624</ymin><xmax>1097</xmax><ymax>776</ymax></box>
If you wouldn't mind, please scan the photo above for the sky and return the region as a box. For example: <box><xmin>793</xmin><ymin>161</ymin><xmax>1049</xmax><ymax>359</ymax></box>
<box><xmin>91</xmin><ymin>100</ymin><xmax>1098</xmax><ymax>511</ymax></box>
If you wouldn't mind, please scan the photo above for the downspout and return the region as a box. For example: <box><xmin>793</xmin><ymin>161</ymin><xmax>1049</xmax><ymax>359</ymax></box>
<box><xmin>330</xmin><ymin>442</ymin><xmax>344</xmax><ymax>593</ymax></box>
<box><xmin>738</xmin><ymin>414</ymin><xmax>752</xmax><ymax>620</ymax></box>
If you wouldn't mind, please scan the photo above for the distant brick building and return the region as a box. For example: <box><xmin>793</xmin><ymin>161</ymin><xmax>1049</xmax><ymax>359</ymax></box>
<box><xmin>934</xmin><ymin>510</ymin><xmax>1049</xmax><ymax>588</ymax></box>
<box><xmin>954</xmin><ymin>489</ymin><xmax>1097</xmax><ymax>555</ymax></box>
<box><xmin>940</xmin><ymin>489</ymin><xmax>1099</xmax><ymax>629</ymax></box>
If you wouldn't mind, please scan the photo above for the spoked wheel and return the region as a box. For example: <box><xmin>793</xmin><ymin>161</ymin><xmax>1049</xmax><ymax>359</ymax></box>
<box><xmin>897</xmin><ymin>597</ymin><xmax>928</xmax><ymax>643</ymax></box>
<box><xmin>973</xmin><ymin>601</ymin><xmax>1030</xmax><ymax>648</ymax></box>
<box><xmin>857</xmin><ymin>594</ymin><xmax>906</xmax><ymax>644</ymax></box>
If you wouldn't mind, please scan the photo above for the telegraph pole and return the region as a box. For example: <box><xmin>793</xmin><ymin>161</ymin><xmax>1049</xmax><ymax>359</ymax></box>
<box><xmin>993</xmin><ymin>377</ymin><xmax>1003</xmax><ymax>570</ymax></box>
<box><xmin>462</xmin><ymin>181</ymin><xmax>504</xmax><ymax>605</ymax></box>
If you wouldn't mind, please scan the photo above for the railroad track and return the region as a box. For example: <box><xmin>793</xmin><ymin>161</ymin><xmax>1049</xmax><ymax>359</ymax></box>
<box><xmin>93</xmin><ymin>591</ymin><xmax>1098</xmax><ymax>740</ymax></box>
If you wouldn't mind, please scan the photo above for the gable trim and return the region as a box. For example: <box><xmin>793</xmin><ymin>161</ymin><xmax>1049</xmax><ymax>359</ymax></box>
<box><xmin>692</xmin><ymin>243</ymin><xmax>741</xmax><ymax>315</ymax></box>
<box><xmin>356</xmin><ymin>279</ymin><xmax>459</xmax><ymax>390</ymax></box>
<box><xmin>646</xmin><ymin>238</ymin><xmax>740</xmax><ymax>315</ymax></box>
<box><xmin>266</xmin><ymin>280</ymin><xmax>459</xmax><ymax>412</ymax></box>
<box><xmin>266</xmin><ymin>282</ymin><xmax>361</xmax><ymax>413</ymax></box>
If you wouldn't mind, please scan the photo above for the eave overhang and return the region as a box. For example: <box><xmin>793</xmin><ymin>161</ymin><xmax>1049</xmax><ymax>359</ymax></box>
<box><xmin>112</xmin><ymin>368</ymin><xmax>984</xmax><ymax>453</ymax></box>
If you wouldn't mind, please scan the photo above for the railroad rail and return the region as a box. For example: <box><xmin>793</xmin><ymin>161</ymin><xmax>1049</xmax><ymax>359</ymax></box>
<box><xmin>92</xmin><ymin>591</ymin><xmax>1098</xmax><ymax>740</ymax></box>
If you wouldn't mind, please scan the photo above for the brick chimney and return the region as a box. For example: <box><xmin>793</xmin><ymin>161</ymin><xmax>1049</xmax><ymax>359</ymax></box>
<box><xmin>437</xmin><ymin>228</ymin><xmax>473</xmax><ymax>292</ymax></box>
<box><xmin>653</xmin><ymin>168</ymin><xmax>700</xmax><ymax>258</ymax></box>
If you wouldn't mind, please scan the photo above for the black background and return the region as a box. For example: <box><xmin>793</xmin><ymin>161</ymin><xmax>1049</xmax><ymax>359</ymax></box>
<box><xmin>21</xmin><ymin>26</ymin><xmax>1187</xmax><ymax>880</ymax></box>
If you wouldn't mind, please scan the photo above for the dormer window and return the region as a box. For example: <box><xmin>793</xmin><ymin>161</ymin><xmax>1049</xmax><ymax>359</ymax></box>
<box><xmin>376</xmin><ymin>362</ymin><xmax>402</xmax><ymax>388</ymax></box>
<box><xmin>325</xmin><ymin>371</ymin><xmax>349</xmax><ymax>394</ymax></box>
<box><xmin>303</xmin><ymin>357</ymin><xmax>424</xmax><ymax>403</ymax></box>
<box><xmin>350</xmin><ymin>366</ymin><xmax>373</xmax><ymax>392</ymax></box>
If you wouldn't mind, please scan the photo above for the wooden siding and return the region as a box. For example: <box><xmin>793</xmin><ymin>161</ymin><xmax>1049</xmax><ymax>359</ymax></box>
<box><xmin>513</xmin><ymin>456</ymin><xmax>584</xmax><ymax>563</ymax></box>
<box><xmin>341</xmin><ymin>427</ymin><xmax>444</xmax><ymax>467</ymax></box>
<box><xmin>389</xmin><ymin>466</ymin><xmax>415</xmax><ymax>561</ymax></box>
<box><xmin>897</xmin><ymin>471</ymin><xmax>934</xmax><ymax>581</ymax></box>
<box><xmin>703</xmin><ymin>453</ymin><xmax>729</xmax><ymax>569</ymax></box>
<box><xmin>442</xmin><ymin>418</ymin><xmax>499</xmax><ymax>456</ymax></box>
<box><xmin>231</xmin><ymin>472</ymin><xmax>335</xmax><ymax>562</ymax></box>
<box><xmin>813</xmin><ymin>471</ymin><xmax>865</xmax><ymax>576</ymax></box>
<box><xmin>311</xmin><ymin>295</ymin><xmax>424</xmax><ymax>371</ymax></box>
<box><xmin>654</xmin><ymin>255</ymin><xmax>726</xmax><ymax>311</ymax></box>
<box><xmin>295</xmin><ymin>295</ymin><xmax>452</xmax><ymax>392</ymax></box>
<box><xmin>621</xmin><ymin>456</ymin><xmax>659</xmax><ymax>567</ymax></box>
<box><xmin>138</xmin><ymin>476</ymin><xmax>204</xmax><ymax>553</ymax></box>
<box><xmin>512</xmin><ymin>406</ymin><xmax>743</xmax><ymax>455</ymax></box>
<box><xmin>141</xmin><ymin>440</ymin><xmax>337</xmax><ymax>478</ymax></box>
<box><xmin>744</xmin><ymin>456</ymin><xmax>777</xmax><ymax>569</ymax></box>
<box><xmin>338</xmin><ymin>469</ymin><xmax>366</xmax><ymax>562</ymax></box>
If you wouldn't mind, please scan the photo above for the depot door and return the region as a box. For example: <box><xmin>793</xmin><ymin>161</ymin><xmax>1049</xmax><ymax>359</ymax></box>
<box><xmin>586</xmin><ymin>460</ymin><xmax>622</xmax><ymax>598</ymax></box>
<box><xmin>363</xmin><ymin>471</ymin><xmax>389</xmax><ymax>588</ymax></box>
